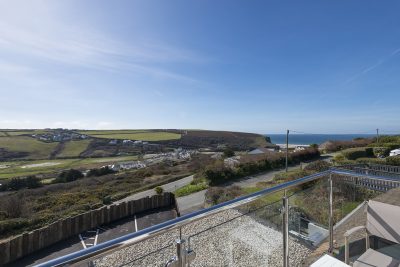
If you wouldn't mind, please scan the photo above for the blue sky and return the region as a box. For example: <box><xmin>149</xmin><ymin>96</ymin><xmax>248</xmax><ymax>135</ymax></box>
<box><xmin>0</xmin><ymin>0</ymin><xmax>400</xmax><ymax>134</ymax></box>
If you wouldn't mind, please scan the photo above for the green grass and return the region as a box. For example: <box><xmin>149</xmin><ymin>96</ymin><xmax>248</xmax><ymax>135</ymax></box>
<box><xmin>0</xmin><ymin>155</ymin><xmax>138</xmax><ymax>180</ymax></box>
<box><xmin>174</xmin><ymin>182</ymin><xmax>208</xmax><ymax>197</ymax></box>
<box><xmin>0</xmin><ymin>136</ymin><xmax>58</xmax><ymax>159</ymax></box>
<box><xmin>81</xmin><ymin>131</ymin><xmax>181</xmax><ymax>141</ymax></box>
<box><xmin>56</xmin><ymin>140</ymin><xmax>91</xmax><ymax>158</ymax></box>
<box><xmin>2</xmin><ymin>130</ymin><xmax>47</xmax><ymax>136</ymax></box>
<box><xmin>78</xmin><ymin>130</ymin><xmax>149</xmax><ymax>135</ymax></box>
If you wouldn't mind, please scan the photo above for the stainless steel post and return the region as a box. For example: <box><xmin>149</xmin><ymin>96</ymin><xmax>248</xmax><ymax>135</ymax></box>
<box><xmin>285</xmin><ymin>130</ymin><xmax>289</xmax><ymax>172</ymax></box>
<box><xmin>282</xmin><ymin>190</ymin><xmax>289</xmax><ymax>267</ymax></box>
<box><xmin>176</xmin><ymin>239</ymin><xmax>184</xmax><ymax>267</ymax></box>
<box><xmin>329</xmin><ymin>172</ymin><xmax>334</xmax><ymax>253</ymax></box>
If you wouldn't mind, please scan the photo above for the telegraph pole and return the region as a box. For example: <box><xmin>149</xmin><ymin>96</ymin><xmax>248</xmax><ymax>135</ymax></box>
<box><xmin>285</xmin><ymin>129</ymin><xmax>289</xmax><ymax>172</ymax></box>
<box><xmin>376</xmin><ymin>128</ymin><xmax>379</xmax><ymax>145</ymax></box>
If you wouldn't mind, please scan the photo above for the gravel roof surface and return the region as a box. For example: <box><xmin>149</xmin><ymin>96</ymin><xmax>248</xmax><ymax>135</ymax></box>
<box><xmin>93</xmin><ymin>209</ymin><xmax>312</xmax><ymax>267</ymax></box>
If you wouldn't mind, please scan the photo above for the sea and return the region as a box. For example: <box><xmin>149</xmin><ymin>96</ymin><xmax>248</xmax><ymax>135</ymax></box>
<box><xmin>267</xmin><ymin>134</ymin><xmax>376</xmax><ymax>145</ymax></box>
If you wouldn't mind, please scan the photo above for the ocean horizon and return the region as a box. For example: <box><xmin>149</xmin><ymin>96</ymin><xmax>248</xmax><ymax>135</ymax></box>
<box><xmin>267</xmin><ymin>134</ymin><xmax>376</xmax><ymax>145</ymax></box>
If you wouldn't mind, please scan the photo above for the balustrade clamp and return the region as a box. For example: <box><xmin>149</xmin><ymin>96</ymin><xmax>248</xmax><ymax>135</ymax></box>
<box><xmin>165</xmin><ymin>239</ymin><xmax>196</xmax><ymax>267</ymax></box>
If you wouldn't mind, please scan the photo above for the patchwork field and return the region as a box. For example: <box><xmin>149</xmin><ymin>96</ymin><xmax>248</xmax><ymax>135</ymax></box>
<box><xmin>79</xmin><ymin>130</ymin><xmax>181</xmax><ymax>141</ymax></box>
<box><xmin>0</xmin><ymin>155</ymin><xmax>139</xmax><ymax>180</ymax></box>
<box><xmin>0</xmin><ymin>136</ymin><xmax>58</xmax><ymax>159</ymax></box>
<box><xmin>1</xmin><ymin>130</ymin><xmax>47</xmax><ymax>136</ymax></box>
<box><xmin>55</xmin><ymin>140</ymin><xmax>91</xmax><ymax>158</ymax></box>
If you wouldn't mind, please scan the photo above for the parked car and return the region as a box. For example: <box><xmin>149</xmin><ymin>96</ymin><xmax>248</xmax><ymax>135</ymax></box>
<box><xmin>389</xmin><ymin>148</ymin><xmax>400</xmax><ymax>157</ymax></box>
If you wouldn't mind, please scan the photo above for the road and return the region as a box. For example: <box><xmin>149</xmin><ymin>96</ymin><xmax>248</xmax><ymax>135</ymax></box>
<box><xmin>116</xmin><ymin>175</ymin><xmax>194</xmax><ymax>203</ymax></box>
<box><xmin>176</xmin><ymin>190</ymin><xmax>207</xmax><ymax>215</ymax></box>
<box><xmin>176</xmin><ymin>156</ymin><xmax>333</xmax><ymax>215</ymax></box>
<box><xmin>117</xmin><ymin>155</ymin><xmax>333</xmax><ymax>214</ymax></box>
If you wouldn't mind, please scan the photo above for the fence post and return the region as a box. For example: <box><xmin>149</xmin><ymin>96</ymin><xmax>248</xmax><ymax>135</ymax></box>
<box><xmin>282</xmin><ymin>190</ymin><xmax>289</xmax><ymax>267</ymax></box>
<box><xmin>329</xmin><ymin>172</ymin><xmax>334</xmax><ymax>253</ymax></box>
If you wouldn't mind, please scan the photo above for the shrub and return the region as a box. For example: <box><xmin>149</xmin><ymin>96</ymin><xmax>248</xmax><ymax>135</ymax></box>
<box><xmin>310</xmin><ymin>144</ymin><xmax>319</xmax><ymax>149</ymax></box>
<box><xmin>304</xmin><ymin>160</ymin><xmax>331</xmax><ymax>172</ymax></box>
<box><xmin>372</xmin><ymin>147</ymin><xmax>391</xmax><ymax>157</ymax></box>
<box><xmin>155</xmin><ymin>186</ymin><xmax>164</xmax><ymax>195</ymax></box>
<box><xmin>223</xmin><ymin>148</ymin><xmax>235</xmax><ymax>158</ymax></box>
<box><xmin>5</xmin><ymin>175</ymin><xmax>42</xmax><ymax>191</ymax></box>
<box><xmin>0</xmin><ymin>218</ymin><xmax>30</xmax><ymax>236</ymax></box>
<box><xmin>102</xmin><ymin>196</ymin><xmax>112</xmax><ymax>205</ymax></box>
<box><xmin>134</xmin><ymin>168</ymin><xmax>154</xmax><ymax>178</ymax></box>
<box><xmin>56</xmin><ymin>169</ymin><xmax>84</xmax><ymax>183</ymax></box>
<box><xmin>355</xmin><ymin>158</ymin><xmax>386</xmax><ymax>165</ymax></box>
<box><xmin>342</xmin><ymin>147</ymin><xmax>372</xmax><ymax>160</ymax></box>
<box><xmin>205</xmin><ymin>186</ymin><xmax>243</xmax><ymax>205</ymax></box>
<box><xmin>87</xmin><ymin>166</ymin><xmax>115</xmax><ymax>177</ymax></box>
<box><xmin>174</xmin><ymin>183</ymin><xmax>208</xmax><ymax>197</ymax></box>
<box><xmin>386</xmin><ymin>156</ymin><xmax>400</xmax><ymax>166</ymax></box>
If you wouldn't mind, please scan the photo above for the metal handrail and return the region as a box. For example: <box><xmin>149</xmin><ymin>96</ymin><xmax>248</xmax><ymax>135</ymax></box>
<box><xmin>36</xmin><ymin>170</ymin><xmax>330</xmax><ymax>267</ymax></box>
<box><xmin>35</xmin><ymin>168</ymin><xmax>398</xmax><ymax>267</ymax></box>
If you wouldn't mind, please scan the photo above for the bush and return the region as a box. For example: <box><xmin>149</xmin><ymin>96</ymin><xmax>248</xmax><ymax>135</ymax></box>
<box><xmin>386</xmin><ymin>156</ymin><xmax>400</xmax><ymax>166</ymax></box>
<box><xmin>87</xmin><ymin>166</ymin><xmax>115</xmax><ymax>177</ymax></box>
<box><xmin>205</xmin><ymin>186</ymin><xmax>243</xmax><ymax>205</ymax></box>
<box><xmin>0</xmin><ymin>218</ymin><xmax>30</xmax><ymax>236</ymax></box>
<box><xmin>155</xmin><ymin>186</ymin><xmax>164</xmax><ymax>195</ymax></box>
<box><xmin>174</xmin><ymin>183</ymin><xmax>208</xmax><ymax>197</ymax></box>
<box><xmin>203</xmin><ymin>148</ymin><xmax>320</xmax><ymax>185</ymax></box>
<box><xmin>304</xmin><ymin>160</ymin><xmax>331</xmax><ymax>172</ymax></box>
<box><xmin>55</xmin><ymin>169</ymin><xmax>84</xmax><ymax>183</ymax></box>
<box><xmin>355</xmin><ymin>158</ymin><xmax>386</xmax><ymax>165</ymax></box>
<box><xmin>5</xmin><ymin>175</ymin><xmax>42</xmax><ymax>191</ymax></box>
<box><xmin>223</xmin><ymin>148</ymin><xmax>235</xmax><ymax>158</ymax></box>
<box><xmin>342</xmin><ymin>147</ymin><xmax>372</xmax><ymax>160</ymax></box>
<box><xmin>102</xmin><ymin>196</ymin><xmax>112</xmax><ymax>205</ymax></box>
<box><xmin>372</xmin><ymin>147</ymin><xmax>391</xmax><ymax>157</ymax></box>
<box><xmin>309</xmin><ymin>144</ymin><xmax>319</xmax><ymax>149</ymax></box>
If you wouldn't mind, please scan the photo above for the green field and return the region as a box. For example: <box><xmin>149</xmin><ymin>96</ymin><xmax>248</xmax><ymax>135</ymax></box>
<box><xmin>1</xmin><ymin>130</ymin><xmax>47</xmax><ymax>136</ymax></box>
<box><xmin>0</xmin><ymin>136</ymin><xmax>58</xmax><ymax>159</ymax></box>
<box><xmin>56</xmin><ymin>140</ymin><xmax>91</xmax><ymax>158</ymax></box>
<box><xmin>0</xmin><ymin>155</ymin><xmax>139</xmax><ymax>180</ymax></box>
<box><xmin>80</xmin><ymin>130</ymin><xmax>181</xmax><ymax>141</ymax></box>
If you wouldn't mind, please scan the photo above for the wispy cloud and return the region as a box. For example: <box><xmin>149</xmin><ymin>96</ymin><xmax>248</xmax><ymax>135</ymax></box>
<box><xmin>0</xmin><ymin>1</ymin><xmax>207</xmax><ymax>84</ymax></box>
<box><xmin>344</xmin><ymin>47</ymin><xmax>400</xmax><ymax>84</ymax></box>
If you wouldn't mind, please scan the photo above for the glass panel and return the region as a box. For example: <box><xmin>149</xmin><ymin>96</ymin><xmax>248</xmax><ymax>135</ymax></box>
<box><xmin>91</xmin><ymin>229</ymin><xmax>179</xmax><ymax>267</ymax></box>
<box><xmin>181</xmin><ymin>196</ymin><xmax>285</xmax><ymax>267</ymax></box>
<box><xmin>287</xmin><ymin>176</ymin><xmax>330</xmax><ymax>265</ymax></box>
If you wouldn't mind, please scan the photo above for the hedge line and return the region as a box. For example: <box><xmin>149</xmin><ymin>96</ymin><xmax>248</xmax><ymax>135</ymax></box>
<box><xmin>204</xmin><ymin>148</ymin><xmax>320</xmax><ymax>185</ymax></box>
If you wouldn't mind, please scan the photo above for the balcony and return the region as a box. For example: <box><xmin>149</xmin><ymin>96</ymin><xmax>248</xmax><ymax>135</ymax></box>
<box><xmin>36</xmin><ymin>165</ymin><xmax>400</xmax><ymax>267</ymax></box>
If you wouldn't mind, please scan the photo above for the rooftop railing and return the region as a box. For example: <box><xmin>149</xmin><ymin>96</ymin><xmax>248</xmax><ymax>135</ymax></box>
<box><xmin>36</xmin><ymin>165</ymin><xmax>400</xmax><ymax>267</ymax></box>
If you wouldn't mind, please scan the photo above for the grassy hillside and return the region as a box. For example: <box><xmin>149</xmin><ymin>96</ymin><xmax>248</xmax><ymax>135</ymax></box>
<box><xmin>56</xmin><ymin>140</ymin><xmax>91</xmax><ymax>158</ymax></box>
<box><xmin>157</xmin><ymin>130</ymin><xmax>268</xmax><ymax>150</ymax></box>
<box><xmin>0</xmin><ymin>136</ymin><xmax>58</xmax><ymax>159</ymax></box>
<box><xmin>0</xmin><ymin>155</ymin><xmax>139</xmax><ymax>180</ymax></box>
<box><xmin>79</xmin><ymin>130</ymin><xmax>181</xmax><ymax>141</ymax></box>
<box><xmin>1</xmin><ymin>130</ymin><xmax>47</xmax><ymax>136</ymax></box>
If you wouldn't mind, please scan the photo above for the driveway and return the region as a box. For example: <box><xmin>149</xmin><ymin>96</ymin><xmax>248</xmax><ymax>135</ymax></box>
<box><xmin>176</xmin><ymin>190</ymin><xmax>207</xmax><ymax>215</ymax></box>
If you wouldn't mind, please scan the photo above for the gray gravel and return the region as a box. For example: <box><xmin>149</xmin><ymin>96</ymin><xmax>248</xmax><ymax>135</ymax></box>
<box><xmin>93</xmin><ymin>209</ymin><xmax>312</xmax><ymax>267</ymax></box>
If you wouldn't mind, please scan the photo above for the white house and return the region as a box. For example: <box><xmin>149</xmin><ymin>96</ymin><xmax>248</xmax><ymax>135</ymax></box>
<box><xmin>389</xmin><ymin>149</ymin><xmax>400</xmax><ymax>157</ymax></box>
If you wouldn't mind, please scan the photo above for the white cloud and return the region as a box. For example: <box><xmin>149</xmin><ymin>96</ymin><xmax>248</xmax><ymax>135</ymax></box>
<box><xmin>0</xmin><ymin>0</ymin><xmax>206</xmax><ymax>83</ymax></box>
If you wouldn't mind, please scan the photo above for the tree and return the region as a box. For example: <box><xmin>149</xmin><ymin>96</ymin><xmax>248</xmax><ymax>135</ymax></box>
<box><xmin>25</xmin><ymin>175</ymin><xmax>42</xmax><ymax>189</ymax></box>
<box><xmin>56</xmin><ymin>169</ymin><xmax>84</xmax><ymax>183</ymax></box>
